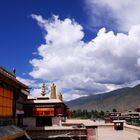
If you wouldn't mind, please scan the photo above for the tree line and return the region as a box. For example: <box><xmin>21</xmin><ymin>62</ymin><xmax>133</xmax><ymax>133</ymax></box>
<box><xmin>70</xmin><ymin>108</ymin><xmax>117</xmax><ymax>119</ymax></box>
<box><xmin>70</xmin><ymin>109</ymin><xmax>105</xmax><ymax>119</ymax></box>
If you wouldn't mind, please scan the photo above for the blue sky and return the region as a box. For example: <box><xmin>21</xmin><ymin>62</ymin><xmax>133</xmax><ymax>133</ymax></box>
<box><xmin>0</xmin><ymin>0</ymin><xmax>96</xmax><ymax>75</ymax></box>
<box><xmin>1</xmin><ymin>0</ymin><xmax>140</xmax><ymax>100</ymax></box>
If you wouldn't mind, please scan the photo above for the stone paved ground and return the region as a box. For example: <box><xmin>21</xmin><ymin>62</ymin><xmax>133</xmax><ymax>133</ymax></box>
<box><xmin>97</xmin><ymin>127</ymin><xmax>139</xmax><ymax>140</ymax></box>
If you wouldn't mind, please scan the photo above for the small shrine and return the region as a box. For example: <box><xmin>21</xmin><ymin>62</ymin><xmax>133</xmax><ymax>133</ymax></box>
<box><xmin>23</xmin><ymin>83</ymin><xmax>69</xmax><ymax>127</ymax></box>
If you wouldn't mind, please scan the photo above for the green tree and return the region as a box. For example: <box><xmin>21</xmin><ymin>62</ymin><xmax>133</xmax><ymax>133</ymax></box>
<box><xmin>112</xmin><ymin>108</ymin><xmax>117</xmax><ymax>112</ymax></box>
<box><xmin>99</xmin><ymin>110</ymin><xmax>105</xmax><ymax>119</ymax></box>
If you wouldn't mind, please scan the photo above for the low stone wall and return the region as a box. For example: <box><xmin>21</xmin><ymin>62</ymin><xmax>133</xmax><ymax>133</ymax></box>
<box><xmin>26</xmin><ymin>126</ymin><xmax>87</xmax><ymax>140</ymax></box>
<box><xmin>124</xmin><ymin>124</ymin><xmax>140</xmax><ymax>136</ymax></box>
<box><xmin>97</xmin><ymin>123</ymin><xmax>114</xmax><ymax>129</ymax></box>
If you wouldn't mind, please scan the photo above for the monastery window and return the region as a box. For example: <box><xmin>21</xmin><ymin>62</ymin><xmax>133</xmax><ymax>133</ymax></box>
<box><xmin>0</xmin><ymin>87</ymin><xmax>13</xmax><ymax>117</ymax></box>
<box><xmin>33</xmin><ymin>108</ymin><xmax>54</xmax><ymax>116</ymax></box>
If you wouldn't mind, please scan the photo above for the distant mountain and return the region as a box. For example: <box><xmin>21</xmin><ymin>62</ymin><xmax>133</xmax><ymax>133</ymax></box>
<box><xmin>66</xmin><ymin>84</ymin><xmax>140</xmax><ymax>111</ymax></box>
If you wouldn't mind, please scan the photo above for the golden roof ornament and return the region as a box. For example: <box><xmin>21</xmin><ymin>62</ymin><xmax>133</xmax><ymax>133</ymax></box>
<box><xmin>41</xmin><ymin>82</ymin><xmax>46</xmax><ymax>96</ymax></box>
<box><xmin>58</xmin><ymin>92</ymin><xmax>63</xmax><ymax>101</ymax></box>
<box><xmin>50</xmin><ymin>83</ymin><xmax>56</xmax><ymax>99</ymax></box>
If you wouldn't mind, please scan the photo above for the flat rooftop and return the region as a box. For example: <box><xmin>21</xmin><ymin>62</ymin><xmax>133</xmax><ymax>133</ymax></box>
<box><xmin>63</xmin><ymin>119</ymin><xmax>97</xmax><ymax>127</ymax></box>
<box><xmin>63</xmin><ymin>119</ymin><xmax>114</xmax><ymax>127</ymax></box>
<box><xmin>26</xmin><ymin>98</ymin><xmax>62</xmax><ymax>104</ymax></box>
<box><xmin>26</xmin><ymin>126</ymin><xmax>86</xmax><ymax>131</ymax></box>
<box><xmin>98</xmin><ymin>127</ymin><xmax>139</xmax><ymax>140</ymax></box>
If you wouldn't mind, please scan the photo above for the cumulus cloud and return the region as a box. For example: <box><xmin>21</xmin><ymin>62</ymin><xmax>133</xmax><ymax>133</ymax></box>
<box><xmin>85</xmin><ymin>0</ymin><xmax>140</xmax><ymax>32</ymax></box>
<box><xmin>63</xmin><ymin>91</ymin><xmax>88</xmax><ymax>101</ymax></box>
<box><xmin>17</xmin><ymin>77</ymin><xmax>39</xmax><ymax>88</ymax></box>
<box><xmin>17</xmin><ymin>77</ymin><xmax>45</xmax><ymax>97</ymax></box>
<box><xmin>29</xmin><ymin>14</ymin><xmax>140</xmax><ymax>101</ymax></box>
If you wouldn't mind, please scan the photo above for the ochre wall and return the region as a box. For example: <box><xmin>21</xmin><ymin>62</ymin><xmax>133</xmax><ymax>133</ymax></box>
<box><xmin>0</xmin><ymin>87</ymin><xmax>13</xmax><ymax>117</ymax></box>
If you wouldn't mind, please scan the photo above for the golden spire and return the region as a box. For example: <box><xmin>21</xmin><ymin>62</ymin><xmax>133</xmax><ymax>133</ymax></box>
<box><xmin>58</xmin><ymin>92</ymin><xmax>63</xmax><ymax>101</ymax></box>
<box><xmin>50</xmin><ymin>83</ymin><xmax>56</xmax><ymax>99</ymax></box>
<box><xmin>41</xmin><ymin>82</ymin><xmax>46</xmax><ymax>96</ymax></box>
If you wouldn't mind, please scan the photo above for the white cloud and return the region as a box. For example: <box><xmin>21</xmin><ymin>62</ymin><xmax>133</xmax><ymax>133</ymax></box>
<box><xmin>63</xmin><ymin>92</ymin><xmax>88</xmax><ymax>101</ymax></box>
<box><xmin>16</xmin><ymin>77</ymin><xmax>51</xmax><ymax>98</ymax></box>
<box><xmin>17</xmin><ymin>77</ymin><xmax>39</xmax><ymax>88</ymax></box>
<box><xmin>85</xmin><ymin>0</ymin><xmax>140</xmax><ymax>32</ymax></box>
<box><xmin>29</xmin><ymin>15</ymin><xmax>140</xmax><ymax>101</ymax></box>
<box><xmin>29</xmin><ymin>88</ymin><xmax>41</xmax><ymax>98</ymax></box>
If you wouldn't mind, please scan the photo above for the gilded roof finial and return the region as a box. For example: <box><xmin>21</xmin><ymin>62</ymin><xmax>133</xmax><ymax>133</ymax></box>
<box><xmin>41</xmin><ymin>82</ymin><xmax>46</xmax><ymax>96</ymax></box>
<box><xmin>50</xmin><ymin>83</ymin><xmax>56</xmax><ymax>99</ymax></box>
<box><xmin>58</xmin><ymin>92</ymin><xmax>63</xmax><ymax>101</ymax></box>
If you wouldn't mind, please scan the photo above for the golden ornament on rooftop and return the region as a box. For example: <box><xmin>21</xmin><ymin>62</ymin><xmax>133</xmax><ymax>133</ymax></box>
<box><xmin>50</xmin><ymin>83</ymin><xmax>56</xmax><ymax>99</ymax></box>
<box><xmin>58</xmin><ymin>92</ymin><xmax>63</xmax><ymax>101</ymax></box>
<box><xmin>41</xmin><ymin>82</ymin><xmax>46</xmax><ymax>96</ymax></box>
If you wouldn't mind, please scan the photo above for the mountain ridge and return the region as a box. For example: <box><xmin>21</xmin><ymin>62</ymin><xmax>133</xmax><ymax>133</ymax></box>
<box><xmin>66</xmin><ymin>84</ymin><xmax>140</xmax><ymax>111</ymax></box>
